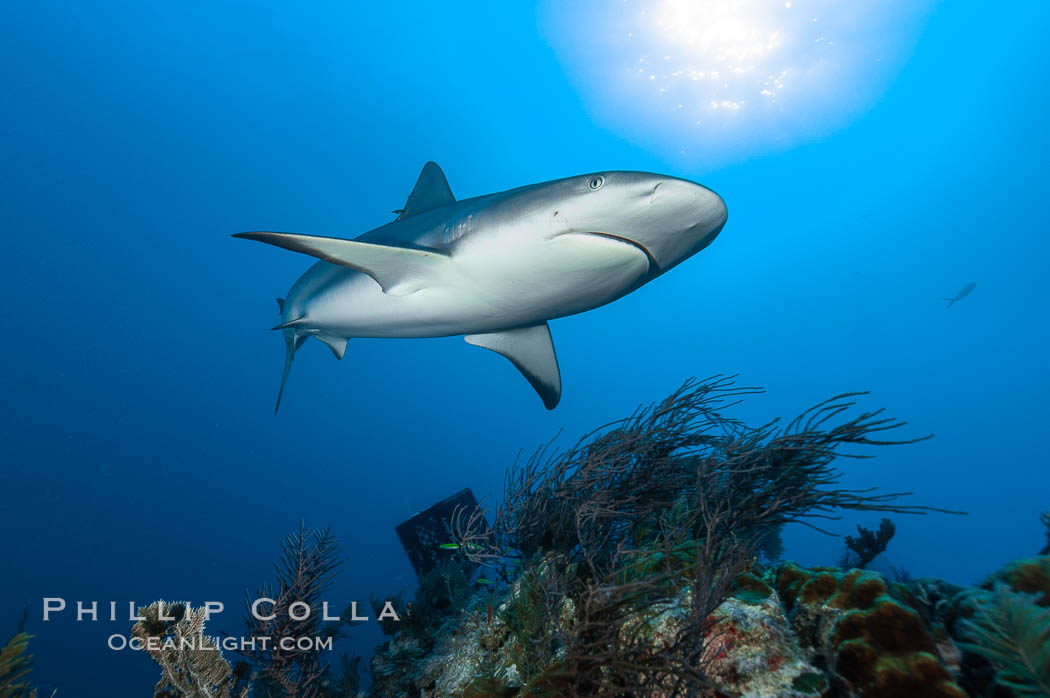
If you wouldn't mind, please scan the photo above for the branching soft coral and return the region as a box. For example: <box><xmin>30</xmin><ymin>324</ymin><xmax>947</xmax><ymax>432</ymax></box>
<box><xmin>132</xmin><ymin>601</ymin><xmax>246</xmax><ymax>698</ymax></box>
<box><xmin>456</xmin><ymin>375</ymin><xmax>957</xmax><ymax>577</ymax></box>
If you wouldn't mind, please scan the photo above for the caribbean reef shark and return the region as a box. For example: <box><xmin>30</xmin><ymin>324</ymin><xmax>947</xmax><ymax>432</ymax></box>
<box><xmin>235</xmin><ymin>162</ymin><xmax>727</xmax><ymax>411</ymax></box>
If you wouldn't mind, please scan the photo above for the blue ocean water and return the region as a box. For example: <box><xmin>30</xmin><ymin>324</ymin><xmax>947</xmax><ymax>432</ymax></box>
<box><xmin>1</xmin><ymin>1</ymin><xmax>1048</xmax><ymax>694</ymax></box>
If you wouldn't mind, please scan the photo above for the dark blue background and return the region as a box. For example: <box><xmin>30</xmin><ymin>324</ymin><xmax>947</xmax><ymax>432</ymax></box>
<box><xmin>2</xmin><ymin>2</ymin><xmax>1047</xmax><ymax>694</ymax></box>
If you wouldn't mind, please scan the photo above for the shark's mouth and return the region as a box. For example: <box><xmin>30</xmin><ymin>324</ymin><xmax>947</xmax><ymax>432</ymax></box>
<box><xmin>584</xmin><ymin>231</ymin><xmax>661</xmax><ymax>275</ymax></box>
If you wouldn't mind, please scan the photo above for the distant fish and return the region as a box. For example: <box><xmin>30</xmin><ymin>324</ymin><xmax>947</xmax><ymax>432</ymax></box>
<box><xmin>943</xmin><ymin>282</ymin><xmax>977</xmax><ymax>309</ymax></box>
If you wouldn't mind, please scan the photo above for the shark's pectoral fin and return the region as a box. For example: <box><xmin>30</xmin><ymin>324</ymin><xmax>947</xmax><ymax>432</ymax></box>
<box><xmin>233</xmin><ymin>232</ymin><xmax>450</xmax><ymax>296</ymax></box>
<box><xmin>466</xmin><ymin>323</ymin><xmax>562</xmax><ymax>410</ymax></box>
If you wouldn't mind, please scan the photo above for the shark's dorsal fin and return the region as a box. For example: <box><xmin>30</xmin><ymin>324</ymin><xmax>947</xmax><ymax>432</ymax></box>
<box><xmin>466</xmin><ymin>323</ymin><xmax>562</xmax><ymax>410</ymax></box>
<box><xmin>397</xmin><ymin>161</ymin><xmax>455</xmax><ymax>220</ymax></box>
<box><xmin>234</xmin><ymin>232</ymin><xmax>450</xmax><ymax>296</ymax></box>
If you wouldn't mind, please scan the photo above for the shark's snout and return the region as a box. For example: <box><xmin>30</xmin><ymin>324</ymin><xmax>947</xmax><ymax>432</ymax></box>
<box><xmin>627</xmin><ymin>177</ymin><xmax>727</xmax><ymax>272</ymax></box>
<box><xmin>689</xmin><ymin>184</ymin><xmax>728</xmax><ymax>246</ymax></box>
<box><xmin>653</xmin><ymin>178</ymin><xmax>726</xmax><ymax>224</ymax></box>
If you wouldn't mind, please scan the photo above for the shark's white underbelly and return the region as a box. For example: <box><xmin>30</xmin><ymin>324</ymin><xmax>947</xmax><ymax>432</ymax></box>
<box><xmin>294</xmin><ymin>232</ymin><xmax>650</xmax><ymax>338</ymax></box>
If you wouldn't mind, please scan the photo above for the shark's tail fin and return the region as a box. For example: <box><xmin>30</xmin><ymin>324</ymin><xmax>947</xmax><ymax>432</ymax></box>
<box><xmin>943</xmin><ymin>297</ymin><xmax>956</xmax><ymax>309</ymax></box>
<box><xmin>276</xmin><ymin>328</ymin><xmax>307</xmax><ymax>413</ymax></box>
<box><xmin>273</xmin><ymin>298</ymin><xmax>307</xmax><ymax>414</ymax></box>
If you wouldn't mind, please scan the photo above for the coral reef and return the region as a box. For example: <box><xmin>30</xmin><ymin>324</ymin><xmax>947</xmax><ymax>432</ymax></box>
<box><xmin>369</xmin><ymin>378</ymin><xmax>967</xmax><ymax>697</ymax></box>
<box><xmin>45</xmin><ymin>380</ymin><xmax>1048</xmax><ymax>697</ymax></box>
<box><xmin>132</xmin><ymin>601</ymin><xmax>247</xmax><ymax>698</ymax></box>
<box><xmin>117</xmin><ymin>381</ymin><xmax>1043</xmax><ymax>698</ymax></box>
<box><xmin>369</xmin><ymin>558</ymin><xmax>1050</xmax><ymax>698</ymax></box>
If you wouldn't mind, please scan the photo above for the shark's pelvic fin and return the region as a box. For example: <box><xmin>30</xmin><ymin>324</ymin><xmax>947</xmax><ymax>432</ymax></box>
<box><xmin>276</xmin><ymin>331</ymin><xmax>308</xmax><ymax>413</ymax></box>
<box><xmin>276</xmin><ymin>297</ymin><xmax>285</xmax><ymax>313</ymax></box>
<box><xmin>466</xmin><ymin>323</ymin><xmax>562</xmax><ymax>410</ymax></box>
<box><xmin>397</xmin><ymin>161</ymin><xmax>455</xmax><ymax>220</ymax></box>
<box><xmin>234</xmin><ymin>232</ymin><xmax>450</xmax><ymax>297</ymax></box>
<box><xmin>317</xmin><ymin>335</ymin><xmax>348</xmax><ymax>360</ymax></box>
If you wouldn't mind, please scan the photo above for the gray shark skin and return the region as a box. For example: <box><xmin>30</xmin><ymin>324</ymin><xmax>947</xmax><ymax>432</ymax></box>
<box><xmin>943</xmin><ymin>281</ymin><xmax>977</xmax><ymax>309</ymax></box>
<box><xmin>235</xmin><ymin>162</ymin><xmax>728</xmax><ymax>411</ymax></box>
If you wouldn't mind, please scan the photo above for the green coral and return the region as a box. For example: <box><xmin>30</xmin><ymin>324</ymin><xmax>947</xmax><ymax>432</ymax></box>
<box><xmin>0</xmin><ymin>633</ymin><xmax>37</xmax><ymax>698</ymax></box>
<box><xmin>791</xmin><ymin>670</ymin><xmax>827</xmax><ymax>694</ymax></box>
<box><xmin>729</xmin><ymin>571</ymin><xmax>774</xmax><ymax>605</ymax></box>
<box><xmin>498</xmin><ymin>567</ymin><xmax>564</xmax><ymax>686</ymax></box>
<box><xmin>957</xmin><ymin>584</ymin><xmax>1050</xmax><ymax>697</ymax></box>
<box><xmin>462</xmin><ymin>675</ymin><xmax>517</xmax><ymax>697</ymax></box>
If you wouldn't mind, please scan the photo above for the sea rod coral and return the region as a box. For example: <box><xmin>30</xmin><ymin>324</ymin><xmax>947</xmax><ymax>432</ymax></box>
<box><xmin>1</xmin><ymin>605</ymin><xmax>50</xmax><ymax>698</ymax></box>
<box><xmin>0</xmin><ymin>632</ymin><xmax>41</xmax><ymax>698</ymax></box>
<box><xmin>367</xmin><ymin>375</ymin><xmax>961</xmax><ymax>696</ymax></box>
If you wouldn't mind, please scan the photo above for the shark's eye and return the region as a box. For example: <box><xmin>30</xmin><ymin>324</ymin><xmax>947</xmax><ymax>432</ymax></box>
<box><xmin>588</xmin><ymin>175</ymin><xmax>605</xmax><ymax>190</ymax></box>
